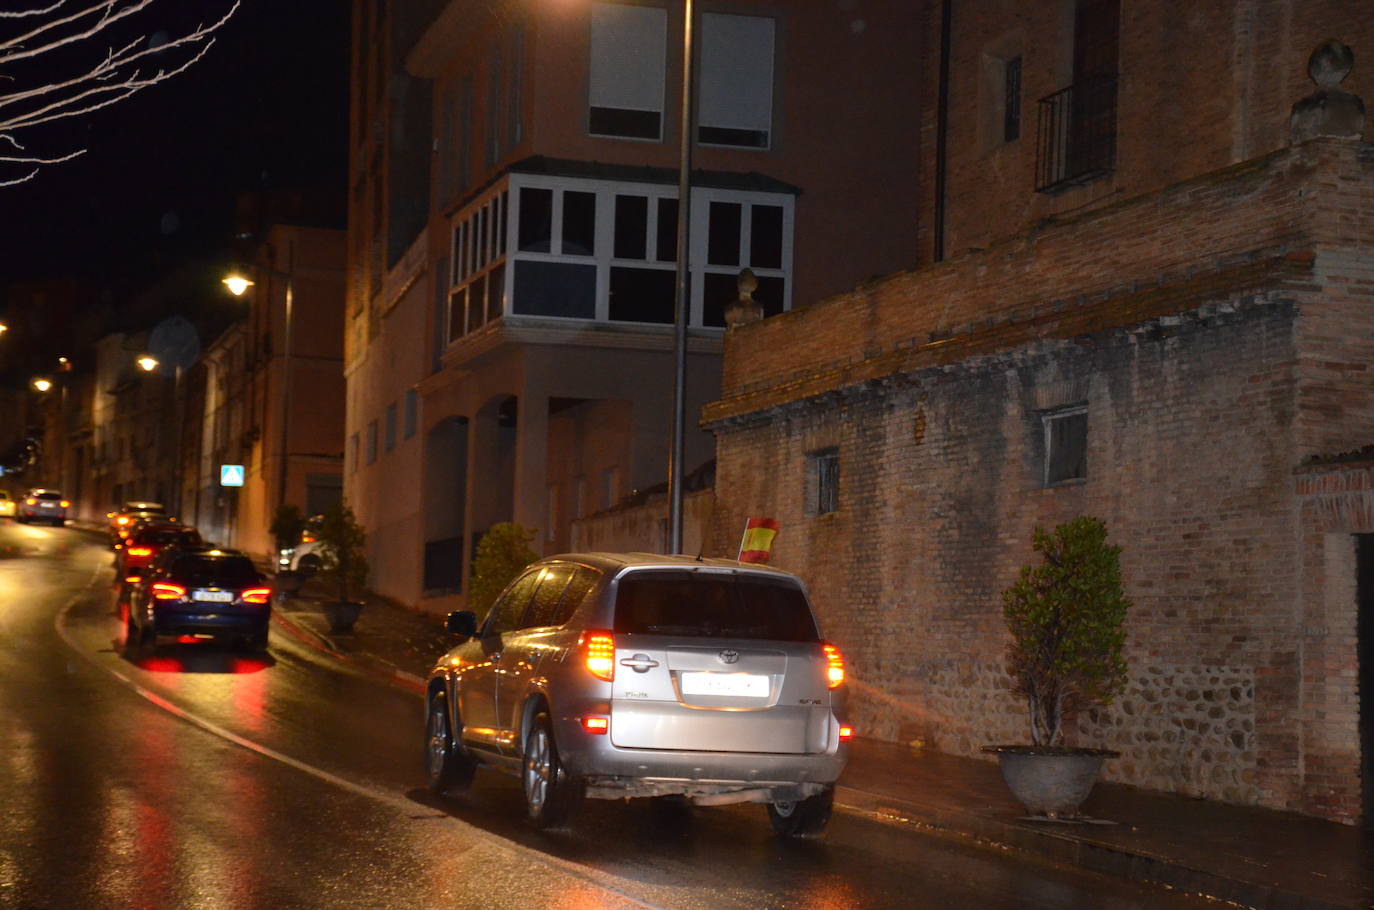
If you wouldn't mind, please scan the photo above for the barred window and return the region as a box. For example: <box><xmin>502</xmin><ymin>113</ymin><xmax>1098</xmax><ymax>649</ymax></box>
<box><xmin>1043</xmin><ymin>406</ymin><xmax>1087</xmax><ymax>485</ymax></box>
<box><xmin>807</xmin><ymin>448</ymin><xmax>840</xmax><ymax>516</ymax></box>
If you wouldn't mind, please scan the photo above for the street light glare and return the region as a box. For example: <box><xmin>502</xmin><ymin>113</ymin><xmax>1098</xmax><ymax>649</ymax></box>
<box><xmin>137</xmin><ymin>356</ymin><xmax>159</xmax><ymax>372</ymax></box>
<box><xmin>32</xmin><ymin>378</ymin><xmax>52</xmax><ymax>392</ymax></box>
<box><xmin>222</xmin><ymin>274</ymin><xmax>254</xmax><ymax>296</ymax></box>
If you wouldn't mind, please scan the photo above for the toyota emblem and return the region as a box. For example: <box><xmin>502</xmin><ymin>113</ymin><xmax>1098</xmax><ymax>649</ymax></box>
<box><xmin>718</xmin><ymin>649</ymin><xmax>741</xmax><ymax>665</ymax></box>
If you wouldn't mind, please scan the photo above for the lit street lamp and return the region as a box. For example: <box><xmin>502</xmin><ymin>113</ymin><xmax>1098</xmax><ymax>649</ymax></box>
<box><xmin>137</xmin><ymin>355</ymin><xmax>159</xmax><ymax>373</ymax></box>
<box><xmin>223</xmin><ymin>257</ymin><xmax>294</xmax><ymax>514</ymax></box>
<box><xmin>31</xmin><ymin>377</ymin><xmax>52</xmax><ymax>393</ymax></box>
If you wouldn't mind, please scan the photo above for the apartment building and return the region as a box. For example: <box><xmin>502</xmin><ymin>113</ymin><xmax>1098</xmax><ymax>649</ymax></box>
<box><xmin>346</xmin><ymin>0</ymin><xmax>925</xmax><ymax>610</ymax></box>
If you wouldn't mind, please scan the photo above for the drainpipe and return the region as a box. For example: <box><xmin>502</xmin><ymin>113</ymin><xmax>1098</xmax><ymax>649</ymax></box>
<box><xmin>933</xmin><ymin>0</ymin><xmax>952</xmax><ymax>262</ymax></box>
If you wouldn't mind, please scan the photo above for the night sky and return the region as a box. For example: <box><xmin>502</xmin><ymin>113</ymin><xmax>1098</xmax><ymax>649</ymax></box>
<box><xmin>0</xmin><ymin>0</ymin><xmax>350</xmax><ymax>286</ymax></box>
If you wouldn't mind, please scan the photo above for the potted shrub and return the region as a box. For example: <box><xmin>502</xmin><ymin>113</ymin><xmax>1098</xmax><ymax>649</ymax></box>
<box><xmin>315</xmin><ymin>503</ymin><xmax>369</xmax><ymax>634</ymax></box>
<box><xmin>983</xmin><ymin>516</ymin><xmax>1130</xmax><ymax>819</ymax></box>
<box><xmin>270</xmin><ymin>503</ymin><xmax>308</xmax><ymax>597</ymax></box>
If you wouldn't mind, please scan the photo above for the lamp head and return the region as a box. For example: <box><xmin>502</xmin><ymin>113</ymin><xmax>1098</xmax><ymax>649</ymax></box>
<box><xmin>222</xmin><ymin>274</ymin><xmax>254</xmax><ymax>296</ymax></box>
<box><xmin>32</xmin><ymin>378</ymin><xmax>52</xmax><ymax>392</ymax></box>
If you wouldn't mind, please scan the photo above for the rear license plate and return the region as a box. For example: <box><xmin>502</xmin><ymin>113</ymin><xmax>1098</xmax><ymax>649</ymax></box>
<box><xmin>679</xmin><ymin>672</ymin><xmax>769</xmax><ymax>697</ymax></box>
<box><xmin>192</xmin><ymin>590</ymin><xmax>234</xmax><ymax>603</ymax></box>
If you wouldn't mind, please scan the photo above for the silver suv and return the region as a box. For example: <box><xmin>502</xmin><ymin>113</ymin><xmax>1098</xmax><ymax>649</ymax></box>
<box><xmin>425</xmin><ymin>553</ymin><xmax>850</xmax><ymax>837</ymax></box>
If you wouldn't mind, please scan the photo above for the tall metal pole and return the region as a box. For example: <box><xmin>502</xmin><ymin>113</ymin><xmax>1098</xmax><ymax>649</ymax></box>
<box><xmin>668</xmin><ymin>0</ymin><xmax>694</xmax><ymax>554</ymax></box>
<box><xmin>276</xmin><ymin>241</ymin><xmax>296</xmax><ymax>514</ymax></box>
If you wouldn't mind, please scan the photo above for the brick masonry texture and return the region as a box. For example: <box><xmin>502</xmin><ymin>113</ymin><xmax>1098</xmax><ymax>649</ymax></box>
<box><xmin>705</xmin><ymin>140</ymin><xmax>1373</xmax><ymax>824</ymax></box>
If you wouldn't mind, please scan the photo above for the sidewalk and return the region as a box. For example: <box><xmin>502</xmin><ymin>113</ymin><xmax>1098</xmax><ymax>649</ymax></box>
<box><xmin>270</xmin><ymin>583</ymin><xmax>1374</xmax><ymax>910</ymax></box>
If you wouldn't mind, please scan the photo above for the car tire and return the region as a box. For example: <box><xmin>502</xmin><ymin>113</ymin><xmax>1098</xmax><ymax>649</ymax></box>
<box><xmin>522</xmin><ymin>711</ymin><xmax>580</xmax><ymax>829</ymax></box>
<box><xmin>767</xmin><ymin>786</ymin><xmax>834</xmax><ymax>839</ymax></box>
<box><xmin>425</xmin><ymin>692</ymin><xmax>476</xmax><ymax>794</ymax></box>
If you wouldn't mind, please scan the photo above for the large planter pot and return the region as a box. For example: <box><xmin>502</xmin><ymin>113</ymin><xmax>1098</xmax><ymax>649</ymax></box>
<box><xmin>981</xmin><ymin>745</ymin><xmax>1118</xmax><ymax>819</ymax></box>
<box><xmin>322</xmin><ymin>600</ymin><xmax>363</xmax><ymax>635</ymax></box>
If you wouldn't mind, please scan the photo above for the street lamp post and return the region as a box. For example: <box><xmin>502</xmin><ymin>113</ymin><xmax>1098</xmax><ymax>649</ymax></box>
<box><xmin>137</xmin><ymin>355</ymin><xmax>183</xmax><ymax>512</ymax></box>
<box><xmin>224</xmin><ymin>247</ymin><xmax>295</xmax><ymax>518</ymax></box>
<box><xmin>668</xmin><ymin>0</ymin><xmax>695</xmax><ymax>555</ymax></box>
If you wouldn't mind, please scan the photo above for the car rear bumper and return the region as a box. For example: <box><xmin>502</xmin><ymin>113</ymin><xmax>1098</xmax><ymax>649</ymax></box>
<box><xmin>152</xmin><ymin>609</ymin><xmax>270</xmax><ymax>639</ymax></box>
<box><xmin>553</xmin><ymin>713</ymin><xmax>848</xmax><ymax>799</ymax></box>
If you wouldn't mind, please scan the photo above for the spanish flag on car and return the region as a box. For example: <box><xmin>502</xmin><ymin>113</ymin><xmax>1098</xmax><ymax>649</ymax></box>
<box><xmin>737</xmin><ymin>517</ymin><xmax>780</xmax><ymax>564</ymax></box>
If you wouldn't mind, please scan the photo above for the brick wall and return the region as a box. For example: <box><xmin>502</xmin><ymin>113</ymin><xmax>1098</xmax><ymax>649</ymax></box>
<box><xmin>705</xmin><ymin>139</ymin><xmax>1373</xmax><ymax>823</ymax></box>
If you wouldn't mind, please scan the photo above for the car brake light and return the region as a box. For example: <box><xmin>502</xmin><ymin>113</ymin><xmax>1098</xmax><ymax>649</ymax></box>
<box><xmin>301</xmin><ymin>532</ymin><xmax>316</xmax><ymax>543</ymax></box>
<box><xmin>581</xmin><ymin>716</ymin><xmax>610</xmax><ymax>734</ymax></box>
<box><xmin>124</xmin><ymin>575</ymin><xmax>142</xmax><ymax>584</ymax></box>
<box><xmin>60</xmin><ymin>500</ymin><xmax>70</xmax><ymax>508</ymax></box>
<box><xmin>838</xmin><ymin>725</ymin><xmax>854</xmax><ymax>742</ymax></box>
<box><xmin>127</xmin><ymin>547</ymin><xmax>153</xmax><ymax>557</ymax></box>
<box><xmin>151</xmin><ymin>582</ymin><xmax>186</xmax><ymax>600</ymax></box>
<box><xmin>822</xmin><ymin>642</ymin><xmax>845</xmax><ymax>688</ymax></box>
<box><xmin>580</xmin><ymin>629</ymin><xmax>615</xmax><ymax>681</ymax></box>
<box><xmin>241</xmin><ymin>587</ymin><xmax>272</xmax><ymax>605</ymax></box>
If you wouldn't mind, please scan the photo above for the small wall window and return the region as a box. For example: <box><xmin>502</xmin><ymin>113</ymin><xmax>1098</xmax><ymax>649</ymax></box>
<box><xmin>1003</xmin><ymin>55</ymin><xmax>1022</xmax><ymax>143</ymax></box>
<box><xmin>807</xmin><ymin>448</ymin><xmax>840</xmax><ymax>517</ymax></box>
<box><xmin>1043</xmin><ymin>405</ymin><xmax>1087</xmax><ymax>485</ymax></box>
<box><xmin>349</xmin><ymin>433</ymin><xmax>360</xmax><ymax>474</ymax></box>
<box><xmin>601</xmin><ymin>466</ymin><xmax>622</xmax><ymax>509</ymax></box>
<box><xmin>403</xmin><ymin>389</ymin><xmax>418</xmax><ymax>439</ymax></box>
<box><xmin>384</xmin><ymin>402</ymin><xmax>398</xmax><ymax>453</ymax></box>
<box><xmin>366</xmin><ymin>420</ymin><xmax>378</xmax><ymax>465</ymax></box>
<box><xmin>546</xmin><ymin>484</ymin><xmax>559</xmax><ymax>542</ymax></box>
<box><xmin>699</xmin><ymin>13</ymin><xmax>774</xmax><ymax>148</ymax></box>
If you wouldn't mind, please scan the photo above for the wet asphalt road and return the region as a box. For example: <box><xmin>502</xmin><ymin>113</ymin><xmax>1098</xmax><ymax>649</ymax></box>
<box><xmin>0</xmin><ymin>524</ymin><xmax>1220</xmax><ymax>909</ymax></box>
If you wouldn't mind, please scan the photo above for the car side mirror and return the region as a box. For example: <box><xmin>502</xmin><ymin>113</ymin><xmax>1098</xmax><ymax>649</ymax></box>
<box><xmin>445</xmin><ymin>610</ymin><xmax>478</xmax><ymax>638</ymax></box>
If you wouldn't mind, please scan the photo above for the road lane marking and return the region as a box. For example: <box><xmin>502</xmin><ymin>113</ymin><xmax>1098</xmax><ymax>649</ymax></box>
<box><xmin>53</xmin><ymin>562</ymin><xmax>668</xmax><ymax>910</ymax></box>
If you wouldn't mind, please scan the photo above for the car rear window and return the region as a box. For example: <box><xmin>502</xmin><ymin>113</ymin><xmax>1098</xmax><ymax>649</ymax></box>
<box><xmin>613</xmin><ymin>571</ymin><xmax>820</xmax><ymax>641</ymax></box>
<box><xmin>169</xmin><ymin>555</ymin><xmax>260</xmax><ymax>588</ymax></box>
<box><xmin>138</xmin><ymin>528</ymin><xmax>202</xmax><ymax>547</ymax></box>
<box><xmin>36</xmin><ymin>492</ymin><xmax>62</xmax><ymax>501</ymax></box>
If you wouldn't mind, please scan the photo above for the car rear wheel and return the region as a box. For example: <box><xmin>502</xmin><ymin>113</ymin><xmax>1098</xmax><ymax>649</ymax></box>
<box><xmin>425</xmin><ymin>693</ymin><xmax>476</xmax><ymax>794</ymax></box>
<box><xmin>522</xmin><ymin>711</ymin><xmax>579</xmax><ymax>828</ymax></box>
<box><xmin>767</xmin><ymin>786</ymin><xmax>834</xmax><ymax>839</ymax></box>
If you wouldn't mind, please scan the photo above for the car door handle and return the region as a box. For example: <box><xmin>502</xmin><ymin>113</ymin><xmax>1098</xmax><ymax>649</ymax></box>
<box><xmin>619</xmin><ymin>654</ymin><xmax>660</xmax><ymax>673</ymax></box>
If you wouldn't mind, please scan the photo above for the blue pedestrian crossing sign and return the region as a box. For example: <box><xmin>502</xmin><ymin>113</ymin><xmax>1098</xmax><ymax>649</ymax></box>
<box><xmin>220</xmin><ymin>464</ymin><xmax>245</xmax><ymax>487</ymax></box>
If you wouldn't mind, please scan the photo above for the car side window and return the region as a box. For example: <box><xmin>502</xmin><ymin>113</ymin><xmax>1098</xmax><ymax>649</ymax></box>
<box><xmin>552</xmin><ymin>566</ymin><xmax>600</xmax><ymax>626</ymax></box>
<box><xmin>521</xmin><ymin>566</ymin><xmax>575</xmax><ymax>629</ymax></box>
<box><xmin>484</xmin><ymin>571</ymin><xmax>540</xmax><ymax>637</ymax></box>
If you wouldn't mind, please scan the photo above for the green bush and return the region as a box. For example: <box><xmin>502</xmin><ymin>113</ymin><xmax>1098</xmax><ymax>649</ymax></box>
<box><xmin>1001</xmin><ymin>516</ymin><xmax>1130</xmax><ymax>747</ymax></box>
<box><xmin>468</xmin><ymin>522</ymin><xmax>537</xmax><ymax>617</ymax></box>
<box><xmin>270</xmin><ymin>504</ymin><xmax>307</xmax><ymax>553</ymax></box>
<box><xmin>316</xmin><ymin>503</ymin><xmax>369</xmax><ymax>604</ymax></box>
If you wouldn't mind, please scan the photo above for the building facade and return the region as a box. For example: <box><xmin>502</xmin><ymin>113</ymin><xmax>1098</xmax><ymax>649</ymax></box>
<box><xmin>704</xmin><ymin>15</ymin><xmax>1374</xmax><ymax>827</ymax></box>
<box><xmin>345</xmin><ymin>0</ymin><xmax>927</xmax><ymax>610</ymax></box>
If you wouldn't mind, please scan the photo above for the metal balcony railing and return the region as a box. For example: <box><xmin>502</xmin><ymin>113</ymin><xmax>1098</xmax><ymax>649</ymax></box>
<box><xmin>1035</xmin><ymin>76</ymin><xmax>1118</xmax><ymax>194</ymax></box>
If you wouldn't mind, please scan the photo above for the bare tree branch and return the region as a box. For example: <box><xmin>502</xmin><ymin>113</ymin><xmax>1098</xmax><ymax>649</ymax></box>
<box><xmin>0</xmin><ymin>0</ymin><xmax>238</xmax><ymax>186</ymax></box>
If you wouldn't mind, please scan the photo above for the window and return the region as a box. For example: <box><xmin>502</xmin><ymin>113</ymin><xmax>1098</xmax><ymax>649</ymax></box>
<box><xmin>349</xmin><ymin>433</ymin><xmax>360</xmax><ymax>473</ymax></box>
<box><xmin>699</xmin><ymin>13</ymin><xmax>774</xmax><ymax>148</ymax></box>
<box><xmin>384</xmin><ymin>401</ymin><xmax>397</xmax><ymax>452</ymax></box>
<box><xmin>602</xmin><ymin>466</ymin><xmax>621</xmax><ymax>509</ymax></box>
<box><xmin>573</xmin><ymin>475</ymin><xmax>587</xmax><ymax>518</ymax></box>
<box><xmin>589</xmin><ymin>3</ymin><xmax>666</xmax><ymax>140</ymax></box>
<box><xmin>523</xmin><ymin>565</ymin><xmax>574</xmax><ymax>628</ymax></box>
<box><xmin>1043</xmin><ymin>406</ymin><xmax>1087</xmax><ymax>485</ymax></box>
<box><xmin>485</xmin><ymin>570</ymin><xmax>539</xmax><ymax>634</ymax></box>
<box><xmin>486</xmin><ymin>47</ymin><xmax>503</xmax><ymax>167</ymax></box>
<box><xmin>508</xmin><ymin>21</ymin><xmax>525</xmax><ymax>147</ymax></box>
<box><xmin>404</xmin><ymin>388</ymin><xmax>418</xmax><ymax>439</ymax></box>
<box><xmin>546</xmin><ymin>483</ymin><xmax>559</xmax><ymax>541</ymax></box>
<box><xmin>366</xmin><ymin>420</ymin><xmax>378</xmax><ymax>465</ymax></box>
<box><xmin>1003</xmin><ymin>55</ymin><xmax>1022</xmax><ymax>143</ymax></box>
<box><xmin>807</xmin><ymin>448</ymin><xmax>840</xmax><ymax>516</ymax></box>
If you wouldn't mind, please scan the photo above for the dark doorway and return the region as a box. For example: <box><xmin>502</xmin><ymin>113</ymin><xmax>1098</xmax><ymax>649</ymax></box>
<box><xmin>1357</xmin><ymin>535</ymin><xmax>1374</xmax><ymax>827</ymax></box>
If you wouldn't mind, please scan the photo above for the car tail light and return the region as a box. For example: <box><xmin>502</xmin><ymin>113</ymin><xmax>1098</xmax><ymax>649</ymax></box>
<box><xmin>127</xmin><ymin>547</ymin><xmax>153</xmax><ymax>557</ymax></box>
<box><xmin>24</xmin><ymin>498</ymin><xmax>35</xmax><ymax>506</ymax></box>
<box><xmin>302</xmin><ymin>532</ymin><xmax>316</xmax><ymax>543</ymax></box>
<box><xmin>60</xmin><ymin>500</ymin><xmax>70</xmax><ymax>508</ymax></box>
<box><xmin>117</xmin><ymin>516</ymin><xmax>130</xmax><ymax>525</ymax></box>
<box><xmin>822</xmin><ymin>642</ymin><xmax>845</xmax><ymax>688</ymax></box>
<box><xmin>124</xmin><ymin>575</ymin><xmax>142</xmax><ymax>584</ymax></box>
<box><xmin>838</xmin><ymin>725</ymin><xmax>854</xmax><ymax>742</ymax></box>
<box><xmin>151</xmin><ymin>582</ymin><xmax>186</xmax><ymax>600</ymax></box>
<box><xmin>241</xmin><ymin>587</ymin><xmax>272</xmax><ymax>605</ymax></box>
<box><xmin>581</xmin><ymin>716</ymin><xmax>610</xmax><ymax>734</ymax></box>
<box><xmin>579</xmin><ymin>629</ymin><xmax>615</xmax><ymax>681</ymax></box>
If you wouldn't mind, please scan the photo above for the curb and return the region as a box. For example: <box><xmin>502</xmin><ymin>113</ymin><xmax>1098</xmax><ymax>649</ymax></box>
<box><xmin>270</xmin><ymin>608</ymin><xmax>426</xmax><ymax>695</ymax></box>
<box><xmin>832</xmin><ymin>788</ymin><xmax>1356</xmax><ymax>910</ymax></box>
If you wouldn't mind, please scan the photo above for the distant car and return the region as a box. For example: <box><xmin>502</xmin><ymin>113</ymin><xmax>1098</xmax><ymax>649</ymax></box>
<box><xmin>108</xmin><ymin>501</ymin><xmax>168</xmax><ymax>549</ymax></box>
<box><xmin>19</xmin><ymin>489</ymin><xmax>68</xmax><ymax>525</ymax></box>
<box><xmin>280</xmin><ymin>514</ymin><xmax>325</xmax><ymax>573</ymax></box>
<box><xmin>118</xmin><ymin>520</ymin><xmax>204</xmax><ymax>583</ymax></box>
<box><xmin>425</xmin><ymin>553</ymin><xmax>850</xmax><ymax>836</ymax></box>
<box><xmin>0</xmin><ymin>491</ymin><xmax>14</xmax><ymax>518</ymax></box>
<box><xmin>125</xmin><ymin>547</ymin><xmax>271</xmax><ymax>653</ymax></box>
